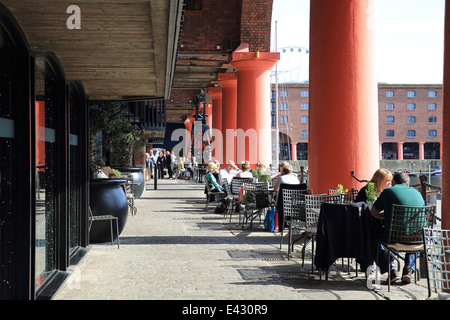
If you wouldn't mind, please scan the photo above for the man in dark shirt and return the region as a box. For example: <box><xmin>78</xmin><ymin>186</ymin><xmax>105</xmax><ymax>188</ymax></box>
<box><xmin>370</xmin><ymin>172</ymin><xmax>425</xmax><ymax>284</ymax></box>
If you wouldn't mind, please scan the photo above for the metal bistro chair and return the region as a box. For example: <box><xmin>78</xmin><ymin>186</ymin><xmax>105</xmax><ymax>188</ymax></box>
<box><xmin>301</xmin><ymin>194</ymin><xmax>340</xmax><ymax>271</ymax></box>
<box><xmin>423</xmin><ymin>227</ymin><xmax>450</xmax><ymax>299</ymax></box>
<box><xmin>222</xmin><ymin>178</ymin><xmax>234</xmax><ymax>221</ymax></box>
<box><xmin>328</xmin><ymin>189</ymin><xmax>358</xmax><ymax>203</ymax></box>
<box><xmin>242</xmin><ymin>182</ymin><xmax>271</xmax><ymax>228</ymax></box>
<box><xmin>230</xmin><ymin>177</ymin><xmax>253</xmax><ymax>223</ymax></box>
<box><xmin>281</xmin><ymin>189</ymin><xmax>308</xmax><ymax>260</ymax></box>
<box><xmin>378</xmin><ymin>204</ymin><xmax>436</xmax><ymax>292</ymax></box>
<box><xmin>88</xmin><ymin>206</ymin><xmax>120</xmax><ymax>249</ymax></box>
<box><xmin>125</xmin><ymin>174</ymin><xmax>137</xmax><ymax>216</ymax></box>
<box><xmin>204</xmin><ymin>179</ymin><xmax>226</xmax><ymax>210</ymax></box>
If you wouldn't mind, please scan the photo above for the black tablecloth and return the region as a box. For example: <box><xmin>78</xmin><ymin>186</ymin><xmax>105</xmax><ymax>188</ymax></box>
<box><xmin>314</xmin><ymin>202</ymin><xmax>377</xmax><ymax>272</ymax></box>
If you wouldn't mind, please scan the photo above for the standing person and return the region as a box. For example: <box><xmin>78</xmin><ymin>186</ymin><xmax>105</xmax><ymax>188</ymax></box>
<box><xmin>165</xmin><ymin>150</ymin><xmax>173</xmax><ymax>179</ymax></box>
<box><xmin>355</xmin><ymin>168</ymin><xmax>392</xmax><ymax>203</ymax></box>
<box><xmin>145</xmin><ymin>152</ymin><xmax>151</xmax><ymax>181</ymax></box>
<box><xmin>370</xmin><ymin>172</ymin><xmax>425</xmax><ymax>284</ymax></box>
<box><xmin>148</xmin><ymin>150</ymin><xmax>156</xmax><ymax>179</ymax></box>
<box><xmin>156</xmin><ymin>150</ymin><xmax>165</xmax><ymax>179</ymax></box>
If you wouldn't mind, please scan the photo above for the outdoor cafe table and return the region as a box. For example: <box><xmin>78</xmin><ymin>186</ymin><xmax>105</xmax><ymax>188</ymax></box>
<box><xmin>314</xmin><ymin>201</ymin><xmax>377</xmax><ymax>279</ymax></box>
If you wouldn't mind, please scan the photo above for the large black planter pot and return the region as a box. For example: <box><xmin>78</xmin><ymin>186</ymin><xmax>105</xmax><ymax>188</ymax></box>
<box><xmin>115</xmin><ymin>167</ymin><xmax>145</xmax><ymax>199</ymax></box>
<box><xmin>89</xmin><ymin>179</ymin><xmax>128</xmax><ymax>243</ymax></box>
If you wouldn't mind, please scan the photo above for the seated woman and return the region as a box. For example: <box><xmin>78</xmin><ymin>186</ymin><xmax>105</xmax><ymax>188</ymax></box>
<box><xmin>354</xmin><ymin>168</ymin><xmax>392</xmax><ymax>203</ymax></box>
<box><xmin>175</xmin><ymin>157</ymin><xmax>190</xmax><ymax>179</ymax></box>
<box><xmin>206</xmin><ymin>162</ymin><xmax>225</xmax><ymax>192</ymax></box>
<box><xmin>235</xmin><ymin>161</ymin><xmax>253</xmax><ymax>178</ymax></box>
<box><xmin>206</xmin><ymin>162</ymin><xmax>230</xmax><ymax>212</ymax></box>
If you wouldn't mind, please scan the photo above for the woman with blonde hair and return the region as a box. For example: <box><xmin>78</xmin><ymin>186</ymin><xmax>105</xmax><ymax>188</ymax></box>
<box><xmin>355</xmin><ymin>168</ymin><xmax>393</xmax><ymax>203</ymax></box>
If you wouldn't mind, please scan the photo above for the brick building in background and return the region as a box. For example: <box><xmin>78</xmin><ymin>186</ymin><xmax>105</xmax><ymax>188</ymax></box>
<box><xmin>271</xmin><ymin>83</ymin><xmax>442</xmax><ymax>161</ymax></box>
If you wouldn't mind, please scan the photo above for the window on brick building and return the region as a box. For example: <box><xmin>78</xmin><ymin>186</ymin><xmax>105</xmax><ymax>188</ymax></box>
<box><xmin>428</xmin><ymin>91</ymin><xmax>437</xmax><ymax>97</ymax></box>
<box><xmin>386</xmin><ymin>91</ymin><xmax>394</xmax><ymax>97</ymax></box>
<box><xmin>185</xmin><ymin>0</ymin><xmax>202</xmax><ymax>10</ymax></box>
<box><xmin>280</xmin><ymin>116</ymin><xmax>288</xmax><ymax>123</ymax></box>
<box><xmin>407</xmin><ymin>130</ymin><xmax>416</xmax><ymax>137</ymax></box>
<box><xmin>301</xmin><ymin>130</ymin><xmax>308</xmax><ymax>138</ymax></box>
<box><xmin>271</xmin><ymin>102</ymin><xmax>275</xmax><ymax>112</ymax></box>
<box><xmin>301</xmin><ymin>116</ymin><xmax>308</xmax><ymax>123</ymax></box>
<box><xmin>271</xmin><ymin>115</ymin><xmax>276</xmax><ymax>127</ymax></box>
<box><xmin>428</xmin><ymin>103</ymin><xmax>437</xmax><ymax>110</ymax></box>
<box><xmin>407</xmin><ymin>103</ymin><xmax>415</xmax><ymax>110</ymax></box>
<box><xmin>301</xmin><ymin>90</ymin><xmax>309</xmax><ymax>97</ymax></box>
<box><xmin>429</xmin><ymin>130</ymin><xmax>437</xmax><ymax>138</ymax></box>
<box><xmin>429</xmin><ymin>116</ymin><xmax>437</xmax><ymax>123</ymax></box>
<box><xmin>407</xmin><ymin>116</ymin><xmax>415</xmax><ymax>123</ymax></box>
<box><xmin>280</xmin><ymin>102</ymin><xmax>288</xmax><ymax>110</ymax></box>
<box><xmin>386</xmin><ymin>116</ymin><xmax>394</xmax><ymax>123</ymax></box>
<box><xmin>280</xmin><ymin>90</ymin><xmax>287</xmax><ymax>97</ymax></box>
<box><xmin>386</xmin><ymin>130</ymin><xmax>394</xmax><ymax>137</ymax></box>
<box><xmin>301</xmin><ymin>103</ymin><xmax>308</xmax><ymax>110</ymax></box>
<box><xmin>407</xmin><ymin>91</ymin><xmax>415</xmax><ymax>97</ymax></box>
<box><xmin>386</xmin><ymin>103</ymin><xmax>394</xmax><ymax>110</ymax></box>
<box><xmin>271</xmin><ymin>90</ymin><xmax>276</xmax><ymax>100</ymax></box>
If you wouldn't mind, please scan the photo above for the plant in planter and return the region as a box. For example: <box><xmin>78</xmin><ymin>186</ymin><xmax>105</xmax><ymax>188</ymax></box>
<box><xmin>88</xmin><ymin>101</ymin><xmax>149</xmax><ymax>242</ymax></box>
<box><xmin>89</xmin><ymin>101</ymin><xmax>149</xmax><ymax>177</ymax></box>
<box><xmin>365</xmin><ymin>182</ymin><xmax>377</xmax><ymax>209</ymax></box>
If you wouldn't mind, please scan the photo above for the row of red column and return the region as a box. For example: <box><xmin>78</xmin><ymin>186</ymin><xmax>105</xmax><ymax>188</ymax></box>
<box><xmin>191</xmin><ymin>50</ymin><xmax>279</xmax><ymax>167</ymax></box>
<box><xmin>183</xmin><ymin>0</ymin><xmax>449</xmax><ymax>229</ymax></box>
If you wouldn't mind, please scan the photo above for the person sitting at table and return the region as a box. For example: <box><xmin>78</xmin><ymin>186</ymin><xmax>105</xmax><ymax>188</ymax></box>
<box><xmin>355</xmin><ymin>168</ymin><xmax>393</xmax><ymax>203</ymax></box>
<box><xmin>370</xmin><ymin>172</ymin><xmax>425</xmax><ymax>284</ymax></box>
<box><xmin>235</xmin><ymin>160</ymin><xmax>253</xmax><ymax>178</ymax></box>
<box><xmin>274</xmin><ymin>164</ymin><xmax>299</xmax><ymax>202</ymax></box>
<box><xmin>206</xmin><ymin>162</ymin><xmax>230</xmax><ymax>213</ymax></box>
<box><xmin>175</xmin><ymin>157</ymin><xmax>190</xmax><ymax>179</ymax></box>
<box><xmin>271</xmin><ymin>161</ymin><xmax>289</xmax><ymax>180</ymax></box>
<box><xmin>219</xmin><ymin>160</ymin><xmax>241</xmax><ymax>185</ymax></box>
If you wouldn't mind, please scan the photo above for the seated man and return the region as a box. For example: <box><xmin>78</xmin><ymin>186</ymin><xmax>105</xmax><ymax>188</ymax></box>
<box><xmin>218</xmin><ymin>160</ymin><xmax>241</xmax><ymax>186</ymax></box>
<box><xmin>370</xmin><ymin>172</ymin><xmax>425</xmax><ymax>284</ymax></box>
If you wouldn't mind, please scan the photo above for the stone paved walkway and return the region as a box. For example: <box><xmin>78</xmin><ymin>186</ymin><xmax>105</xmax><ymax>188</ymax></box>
<box><xmin>53</xmin><ymin>178</ymin><xmax>431</xmax><ymax>303</ymax></box>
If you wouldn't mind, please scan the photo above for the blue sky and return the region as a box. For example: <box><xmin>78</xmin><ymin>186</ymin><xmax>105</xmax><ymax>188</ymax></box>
<box><xmin>271</xmin><ymin>0</ymin><xmax>445</xmax><ymax>84</ymax></box>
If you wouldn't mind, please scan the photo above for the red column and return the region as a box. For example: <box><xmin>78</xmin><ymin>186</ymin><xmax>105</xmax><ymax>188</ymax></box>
<box><xmin>398</xmin><ymin>142</ymin><xmax>404</xmax><ymax>160</ymax></box>
<box><xmin>207</xmin><ymin>86</ymin><xmax>223</xmax><ymax>163</ymax></box>
<box><xmin>309</xmin><ymin>0</ymin><xmax>379</xmax><ymax>193</ymax></box>
<box><xmin>442</xmin><ymin>0</ymin><xmax>450</xmax><ymax>229</ymax></box>
<box><xmin>291</xmin><ymin>142</ymin><xmax>297</xmax><ymax>161</ymax></box>
<box><xmin>184</xmin><ymin>117</ymin><xmax>192</xmax><ymax>159</ymax></box>
<box><xmin>418</xmin><ymin>142</ymin><xmax>425</xmax><ymax>160</ymax></box>
<box><xmin>217</xmin><ymin>73</ymin><xmax>237</xmax><ymax>164</ymax></box>
<box><xmin>204</xmin><ymin>103</ymin><xmax>212</xmax><ymax>129</ymax></box>
<box><xmin>231</xmin><ymin>51</ymin><xmax>279</xmax><ymax>166</ymax></box>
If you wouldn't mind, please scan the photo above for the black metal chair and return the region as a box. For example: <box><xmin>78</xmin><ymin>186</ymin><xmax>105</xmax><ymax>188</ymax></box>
<box><xmin>88</xmin><ymin>206</ymin><xmax>120</xmax><ymax>249</ymax></box>
<box><xmin>242</xmin><ymin>182</ymin><xmax>271</xmax><ymax>228</ymax></box>
<box><xmin>204</xmin><ymin>180</ymin><xmax>226</xmax><ymax>210</ymax></box>
<box><xmin>281</xmin><ymin>189</ymin><xmax>308</xmax><ymax>260</ymax></box>
<box><xmin>423</xmin><ymin>227</ymin><xmax>450</xmax><ymax>299</ymax></box>
<box><xmin>377</xmin><ymin>204</ymin><xmax>436</xmax><ymax>292</ymax></box>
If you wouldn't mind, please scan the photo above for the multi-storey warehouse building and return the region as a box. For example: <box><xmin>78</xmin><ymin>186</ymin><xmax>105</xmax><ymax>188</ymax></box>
<box><xmin>272</xmin><ymin>83</ymin><xmax>442</xmax><ymax>162</ymax></box>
